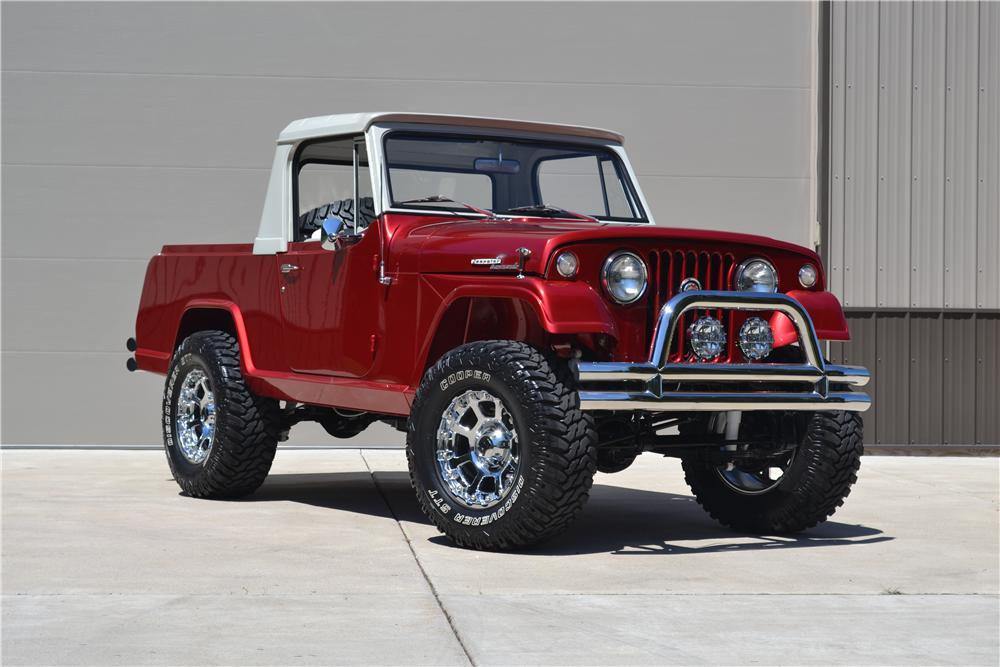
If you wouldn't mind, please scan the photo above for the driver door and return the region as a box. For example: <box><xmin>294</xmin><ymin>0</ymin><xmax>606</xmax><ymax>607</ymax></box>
<box><xmin>278</xmin><ymin>136</ymin><xmax>380</xmax><ymax>378</ymax></box>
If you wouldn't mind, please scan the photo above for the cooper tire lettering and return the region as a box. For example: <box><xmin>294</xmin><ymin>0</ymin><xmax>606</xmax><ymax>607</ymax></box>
<box><xmin>437</xmin><ymin>368</ymin><xmax>492</xmax><ymax>390</ymax></box>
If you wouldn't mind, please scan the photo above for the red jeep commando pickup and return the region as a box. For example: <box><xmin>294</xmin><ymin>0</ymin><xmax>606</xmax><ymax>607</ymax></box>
<box><xmin>129</xmin><ymin>112</ymin><xmax>871</xmax><ymax>550</ymax></box>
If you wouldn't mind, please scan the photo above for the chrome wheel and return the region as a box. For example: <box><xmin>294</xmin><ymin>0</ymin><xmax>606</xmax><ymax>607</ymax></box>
<box><xmin>174</xmin><ymin>369</ymin><xmax>216</xmax><ymax>465</ymax></box>
<box><xmin>716</xmin><ymin>450</ymin><xmax>795</xmax><ymax>496</ymax></box>
<box><xmin>435</xmin><ymin>389</ymin><xmax>520</xmax><ymax>509</ymax></box>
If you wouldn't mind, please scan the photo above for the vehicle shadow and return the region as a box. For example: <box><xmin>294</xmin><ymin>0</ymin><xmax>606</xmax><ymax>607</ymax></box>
<box><xmin>247</xmin><ymin>471</ymin><xmax>893</xmax><ymax>556</ymax></box>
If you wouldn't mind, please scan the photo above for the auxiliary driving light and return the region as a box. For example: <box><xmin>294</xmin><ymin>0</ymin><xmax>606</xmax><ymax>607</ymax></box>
<box><xmin>738</xmin><ymin>317</ymin><xmax>774</xmax><ymax>360</ymax></box>
<box><xmin>688</xmin><ymin>316</ymin><xmax>726</xmax><ymax>360</ymax></box>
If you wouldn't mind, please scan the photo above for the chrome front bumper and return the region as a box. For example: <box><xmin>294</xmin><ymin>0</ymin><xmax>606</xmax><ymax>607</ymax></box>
<box><xmin>576</xmin><ymin>291</ymin><xmax>871</xmax><ymax>413</ymax></box>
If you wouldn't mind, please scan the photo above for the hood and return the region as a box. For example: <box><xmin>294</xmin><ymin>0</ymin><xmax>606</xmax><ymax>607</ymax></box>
<box><xmin>406</xmin><ymin>217</ymin><xmax>820</xmax><ymax>276</ymax></box>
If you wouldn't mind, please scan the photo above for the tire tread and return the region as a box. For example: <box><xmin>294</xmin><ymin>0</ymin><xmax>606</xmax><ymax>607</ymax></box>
<box><xmin>682</xmin><ymin>411</ymin><xmax>864</xmax><ymax>533</ymax></box>
<box><xmin>163</xmin><ymin>331</ymin><xmax>279</xmax><ymax>499</ymax></box>
<box><xmin>407</xmin><ymin>341</ymin><xmax>597</xmax><ymax>550</ymax></box>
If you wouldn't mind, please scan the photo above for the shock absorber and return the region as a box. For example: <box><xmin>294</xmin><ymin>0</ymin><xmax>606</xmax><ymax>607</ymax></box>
<box><xmin>712</xmin><ymin>410</ymin><xmax>742</xmax><ymax>471</ymax></box>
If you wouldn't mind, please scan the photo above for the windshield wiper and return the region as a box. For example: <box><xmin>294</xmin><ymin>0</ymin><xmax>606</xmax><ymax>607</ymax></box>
<box><xmin>500</xmin><ymin>205</ymin><xmax>599</xmax><ymax>223</ymax></box>
<box><xmin>398</xmin><ymin>196</ymin><xmax>496</xmax><ymax>219</ymax></box>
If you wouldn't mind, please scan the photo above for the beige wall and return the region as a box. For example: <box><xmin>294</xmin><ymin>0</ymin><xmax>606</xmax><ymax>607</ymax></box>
<box><xmin>1</xmin><ymin>1</ymin><xmax>816</xmax><ymax>445</ymax></box>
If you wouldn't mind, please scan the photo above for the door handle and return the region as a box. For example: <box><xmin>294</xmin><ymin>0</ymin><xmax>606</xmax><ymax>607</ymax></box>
<box><xmin>280</xmin><ymin>263</ymin><xmax>301</xmax><ymax>274</ymax></box>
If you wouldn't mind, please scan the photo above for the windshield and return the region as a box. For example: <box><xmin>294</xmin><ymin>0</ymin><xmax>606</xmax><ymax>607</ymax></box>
<box><xmin>384</xmin><ymin>132</ymin><xmax>646</xmax><ymax>222</ymax></box>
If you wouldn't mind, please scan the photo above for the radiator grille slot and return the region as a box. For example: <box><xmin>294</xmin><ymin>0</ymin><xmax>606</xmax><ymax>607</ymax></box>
<box><xmin>647</xmin><ymin>250</ymin><xmax>737</xmax><ymax>362</ymax></box>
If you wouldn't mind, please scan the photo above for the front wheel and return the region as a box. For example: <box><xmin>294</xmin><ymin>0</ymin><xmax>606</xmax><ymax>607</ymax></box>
<box><xmin>407</xmin><ymin>341</ymin><xmax>597</xmax><ymax>550</ymax></box>
<box><xmin>682</xmin><ymin>411</ymin><xmax>863</xmax><ymax>533</ymax></box>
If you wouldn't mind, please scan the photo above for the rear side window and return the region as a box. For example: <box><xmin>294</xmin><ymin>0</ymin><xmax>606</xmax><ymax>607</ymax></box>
<box><xmin>294</xmin><ymin>136</ymin><xmax>373</xmax><ymax>240</ymax></box>
<box><xmin>298</xmin><ymin>162</ymin><xmax>367</xmax><ymax>217</ymax></box>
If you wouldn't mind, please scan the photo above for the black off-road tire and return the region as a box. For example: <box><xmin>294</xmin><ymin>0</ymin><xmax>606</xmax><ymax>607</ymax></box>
<box><xmin>407</xmin><ymin>341</ymin><xmax>597</xmax><ymax>550</ymax></box>
<box><xmin>163</xmin><ymin>331</ymin><xmax>280</xmax><ymax>498</ymax></box>
<box><xmin>682</xmin><ymin>411</ymin><xmax>863</xmax><ymax>533</ymax></box>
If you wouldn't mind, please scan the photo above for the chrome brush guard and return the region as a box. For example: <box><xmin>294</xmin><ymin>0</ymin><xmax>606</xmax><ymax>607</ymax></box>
<box><xmin>575</xmin><ymin>291</ymin><xmax>871</xmax><ymax>412</ymax></box>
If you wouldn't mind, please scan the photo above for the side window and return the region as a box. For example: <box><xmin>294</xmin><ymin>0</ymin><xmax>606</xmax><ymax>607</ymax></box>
<box><xmin>295</xmin><ymin>137</ymin><xmax>373</xmax><ymax>241</ymax></box>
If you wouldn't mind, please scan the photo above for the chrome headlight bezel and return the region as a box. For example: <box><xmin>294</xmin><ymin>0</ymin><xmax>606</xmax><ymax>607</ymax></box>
<box><xmin>601</xmin><ymin>251</ymin><xmax>648</xmax><ymax>305</ymax></box>
<box><xmin>734</xmin><ymin>258</ymin><xmax>779</xmax><ymax>293</ymax></box>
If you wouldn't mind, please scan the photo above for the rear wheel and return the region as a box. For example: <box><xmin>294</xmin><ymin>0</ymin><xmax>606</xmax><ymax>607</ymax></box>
<box><xmin>681</xmin><ymin>411</ymin><xmax>863</xmax><ymax>533</ymax></box>
<box><xmin>407</xmin><ymin>341</ymin><xmax>597</xmax><ymax>550</ymax></box>
<box><xmin>163</xmin><ymin>331</ymin><xmax>280</xmax><ymax>498</ymax></box>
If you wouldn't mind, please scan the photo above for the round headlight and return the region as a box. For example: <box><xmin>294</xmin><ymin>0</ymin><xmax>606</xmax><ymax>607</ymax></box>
<box><xmin>555</xmin><ymin>251</ymin><xmax>579</xmax><ymax>278</ymax></box>
<box><xmin>738</xmin><ymin>317</ymin><xmax>774</xmax><ymax>360</ymax></box>
<box><xmin>602</xmin><ymin>252</ymin><xmax>647</xmax><ymax>304</ymax></box>
<box><xmin>735</xmin><ymin>258</ymin><xmax>778</xmax><ymax>293</ymax></box>
<box><xmin>798</xmin><ymin>263</ymin><xmax>818</xmax><ymax>288</ymax></box>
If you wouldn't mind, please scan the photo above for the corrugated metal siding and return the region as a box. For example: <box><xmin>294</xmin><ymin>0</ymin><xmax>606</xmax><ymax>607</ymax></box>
<box><xmin>876</xmin><ymin>1</ymin><xmax>913</xmax><ymax>309</ymax></box>
<box><xmin>975</xmin><ymin>315</ymin><xmax>1000</xmax><ymax>444</ymax></box>
<box><xmin>980</xmin><ymin>2</ymin><xmax>1000</xmax><ymax>309</ymax></box>
<box><xmin>828</xmin><ymin>1</ymin><xmax>847</xmax><ymax>301</ymax></box>
<box><xmin>909</xmin><ymin>314</ymin><xmax>944</xmax><ymax>444</ymax></box>
<box><xmin>842</xmin><ymin>1</ymin><xmax>880</xmax><ymax>308</ymax></box>
<box><xmin>944</xmin><ymin>2</ymin><xmax>980</xmax><ymax>309</ymax></box>
<box><xmin>909</xmin><ymin>1</ymin><xmax>947</xmax><ymax>309</ymax></box>
<box><xmin>828</xmin><ymin>1</ymin><xmax>998</xmax><ymax>447</ymax></box>
<box><xmin>874</xmin><ymin>313</ymin><xmax>909</xmax><ymax>445</ymax></box>
<box><xmin>830</xmin><ymin>0</ymin><xmax>1000</xmax><ymax>310</ymax></box>
<box><xmin>834</xmin><ymin>312</ymin><xmax>999</xmax><ymax>446</ymax></box>
<box><xmin>942</xmin><ymin>313</ymin><xmax>977</xmax><ymax>445</ymax></box>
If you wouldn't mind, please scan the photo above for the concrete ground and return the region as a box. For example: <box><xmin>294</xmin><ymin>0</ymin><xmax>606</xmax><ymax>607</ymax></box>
<box><xmin>1</xmin><ymin>449</ymin><xmax>997</xmax><ymax>666</ymax></box>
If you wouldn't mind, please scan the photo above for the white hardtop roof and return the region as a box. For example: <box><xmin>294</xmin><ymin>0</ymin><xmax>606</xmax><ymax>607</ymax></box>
<box><xmin>278</xmin><ymin>112</ymin><xmax>625</xmax><ymax>145</ymax></box>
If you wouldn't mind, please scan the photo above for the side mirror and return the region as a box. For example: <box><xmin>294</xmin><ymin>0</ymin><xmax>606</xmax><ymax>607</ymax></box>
<box><xmin>320</xmin><ymin>215</ymin><xmax>347</xmax><ymax>251</ymax></box>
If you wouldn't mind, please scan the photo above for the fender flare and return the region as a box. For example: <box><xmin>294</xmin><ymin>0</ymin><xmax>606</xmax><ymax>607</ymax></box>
<box><xmin>414</xmin><ymin>275</ymin><xmax>619</xmax><ymax>377</ymax></box>
<box><xmin>176</xmin><ymin>299</ymin><xmax>262</xmax><ymax>375</ymax></box>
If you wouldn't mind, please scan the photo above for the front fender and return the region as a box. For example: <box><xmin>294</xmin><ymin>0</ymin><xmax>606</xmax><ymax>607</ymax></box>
<box><xmin>770</xmin><ymin>290</ymin><xmax>851</xmax><ymax>346</ymax></box>
<box><xmin>420</xmin><ymin>274</ymin><xmax>619</xmax><ymax>338</ymax></box>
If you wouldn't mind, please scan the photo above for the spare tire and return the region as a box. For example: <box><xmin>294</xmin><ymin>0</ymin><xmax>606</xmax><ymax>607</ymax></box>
<box><xmin>299</xmin><ymin>197</ymin><xmax>376</xmax><ymax>238</ymax></box>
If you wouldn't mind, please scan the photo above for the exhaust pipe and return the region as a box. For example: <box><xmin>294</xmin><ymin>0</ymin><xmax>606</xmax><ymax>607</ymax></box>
<box><xmin>126</xmin><ymin>337</ymin><xmax>137</xmax><ymax>371</ymax></box>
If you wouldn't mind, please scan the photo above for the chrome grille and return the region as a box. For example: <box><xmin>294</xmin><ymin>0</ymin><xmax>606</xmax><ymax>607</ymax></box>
<box><xmin>647</xmin><ymin>250</ymin><xmax>737</xmax><ymax>362</ymax></box>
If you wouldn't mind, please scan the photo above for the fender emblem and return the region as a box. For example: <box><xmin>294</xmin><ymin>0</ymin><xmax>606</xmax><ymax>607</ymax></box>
<box><xmin>471</xmin><ymin>255</ymin><xmax>504</xmax><ymax>266</ymax></box>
